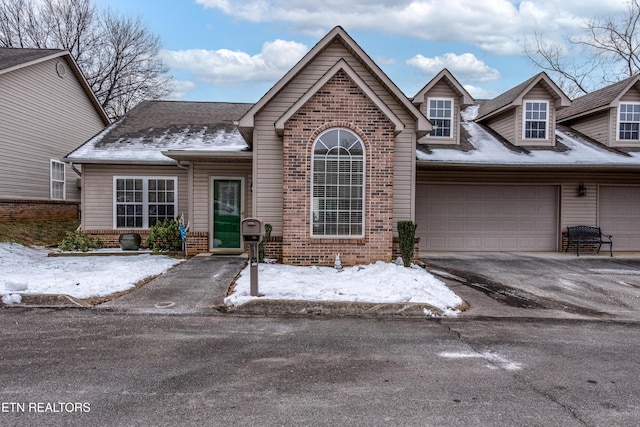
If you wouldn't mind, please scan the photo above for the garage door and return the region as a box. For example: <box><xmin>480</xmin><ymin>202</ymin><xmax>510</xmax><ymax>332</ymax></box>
<box><xmin>416</xmin><ymin>184</ymin><xmax>559</xmax><ymax>251</ymax></box>
<box><xmin>599</xmin><ymin>186</ymin><xmax>640</xmax><ymax>251</ymax></box>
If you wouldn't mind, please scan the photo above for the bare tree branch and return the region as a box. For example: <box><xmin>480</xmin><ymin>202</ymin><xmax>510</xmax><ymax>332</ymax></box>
<box><xmin>524</xmin><ymin>0</ymin><xmax>640</xmax><ymax>96</ymax></box>
<box><xmin>0</xmin><ymin>0</ymin><xmax>173</xmax><ymax>120</ymax></box>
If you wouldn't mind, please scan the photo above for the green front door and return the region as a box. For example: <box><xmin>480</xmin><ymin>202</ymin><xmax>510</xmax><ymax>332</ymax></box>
<box><xmin>213</xmin><ymin>179</ymin><xmax>242</xmax><ymax>249</ymax></box>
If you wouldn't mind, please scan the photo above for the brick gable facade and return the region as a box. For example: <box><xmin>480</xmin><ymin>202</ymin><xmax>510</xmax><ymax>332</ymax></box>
<box><xmin>281</xmin><ymin>70</ymin><xmax>396</xmax><ymax>266</ymax></box>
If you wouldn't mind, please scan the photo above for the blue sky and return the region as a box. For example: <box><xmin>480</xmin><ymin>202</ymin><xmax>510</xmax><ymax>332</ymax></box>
<box><xmin>94</xmin><ymin>0</ymin><xmax>628</xmax><ymax>103</ymax></box>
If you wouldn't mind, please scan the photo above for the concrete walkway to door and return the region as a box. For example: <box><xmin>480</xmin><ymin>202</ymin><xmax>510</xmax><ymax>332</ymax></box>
<box><xmin>96</xmin><ymin>254</ymin><xmax>246</xmax><ymax>315</ymax></box>
<box><xmin>423</xmin><ymin>252</ymin><xmax>640</xmax><ymax>321</ymax></box>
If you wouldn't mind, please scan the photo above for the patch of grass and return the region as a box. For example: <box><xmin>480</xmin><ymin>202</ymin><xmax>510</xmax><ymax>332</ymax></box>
<box><xmin>0</xmin><ymin>219</ymin><xmax>80</xmax><ymax>247</ymax></box>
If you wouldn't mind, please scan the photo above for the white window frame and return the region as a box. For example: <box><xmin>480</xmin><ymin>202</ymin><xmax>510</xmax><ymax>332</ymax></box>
<box><xmin>50</xmin><ymin>160</ymin><xmax>66</xmax><ymax>200</ymax></box>
<box><xmin>113</xmin><ymin>176</ymin><xmax>178</xmax><ymax>229</ymax></box>
<box><xmin>311</xmin><ymin>128</ymin><xmax>366</xmax><ymax>239</ymax></box>
<box><xmin>426</xmin><ymin>97</ymin><xmax>454</xmax><ymax>138</ymax></box>
<box><xmin>617</xmin><ymin>102</ymin><xmax>640</xmax><ymax>141</ymax></box>
<box><xmin>522</xmin><ymin>100</ymin><xmax>549</xmax><ymax>140</ymax></box>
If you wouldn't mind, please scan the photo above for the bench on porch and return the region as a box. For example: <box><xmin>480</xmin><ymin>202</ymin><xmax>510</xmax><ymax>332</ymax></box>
<box><xmin>565</xmin><ymin>226</ymin><xmax>613</xmax><ymax>257</ymax></box>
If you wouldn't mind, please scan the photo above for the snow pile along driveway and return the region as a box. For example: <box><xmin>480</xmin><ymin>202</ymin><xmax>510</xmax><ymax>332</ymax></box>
<box><xmin>225</xmin><ymin>261</ymin><xmax>463</xmax><ymax>316</ymax></box>
<box><xmin>0</xmin><ymin>243</ymin><xmax>183</xmax><ymax>303</ymax></box>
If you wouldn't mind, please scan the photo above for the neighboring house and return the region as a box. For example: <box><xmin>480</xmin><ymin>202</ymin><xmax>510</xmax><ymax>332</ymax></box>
<box><xmin>65</xmin><ymin>26</ymin><xmax>640</xmax><ymax>264</ymax></box>
<box><xmin>0</xmin><ymin>48</ymin><xmax>110</xmax><ymax>221</ymax></box>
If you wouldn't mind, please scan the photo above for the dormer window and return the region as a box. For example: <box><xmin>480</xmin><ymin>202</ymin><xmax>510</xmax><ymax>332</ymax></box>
<box><xmin>427</xmin><ymin>98</ymin><xmax>453</xmax><ymax>138</ymax></box>
<box><xmin>618</xmin><ymin>102</ymin><xmax>640</xmax><ymax>141</ymax></box>
<box><xmin>523</xmin><ymin>101</ymin><xmax>548</xmax><ymax>139</ymax></box>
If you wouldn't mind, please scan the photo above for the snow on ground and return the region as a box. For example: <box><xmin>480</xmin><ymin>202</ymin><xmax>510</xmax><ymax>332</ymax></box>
<box><xmin>0</xmin><ymin>243</ymin><xmax>183</xmax><ymax>303</ymax></box>
<box><xmin>225</xmin><ymin>261</ymin><xmax>463</xmax><ymax>316</ymax></box>
<box><xmin>1</xmin><ymin>243</ymin><xmax>463</xmax><ymax>316</ymax></box>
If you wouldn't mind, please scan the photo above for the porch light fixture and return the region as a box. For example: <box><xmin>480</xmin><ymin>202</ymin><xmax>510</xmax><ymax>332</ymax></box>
<box><xmin>577</xmin><ymin>183</ymin><xmax>587</xmax><ymax>197</ymax></box>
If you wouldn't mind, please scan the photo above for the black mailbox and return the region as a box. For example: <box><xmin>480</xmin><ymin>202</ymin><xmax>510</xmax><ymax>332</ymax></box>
<box><xmin>241</xmin><ymin>218</ymin><xmax>264</xmax><ymax>243</ymax></box>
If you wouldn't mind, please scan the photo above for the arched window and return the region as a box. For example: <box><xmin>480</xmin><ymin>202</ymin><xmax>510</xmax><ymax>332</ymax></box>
<box><xmin>311</xmin><ymin>128</ymin><xmax>365</xmax><ymax>237</ymax></box>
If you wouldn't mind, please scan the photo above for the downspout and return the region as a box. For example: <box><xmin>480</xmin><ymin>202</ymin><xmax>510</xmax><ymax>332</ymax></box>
<box><xmin>175</xmin><ymin>161</ymin><xmax>193</xmax><ymax>240</ymax></box>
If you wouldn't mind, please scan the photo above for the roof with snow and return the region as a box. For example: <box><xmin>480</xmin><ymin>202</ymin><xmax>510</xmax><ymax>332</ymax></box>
<box><xmin>417</xmin><ymin>105</ymin><xmax>640</xmax><ymax>167</ymax></box>
<box><xmin>65</xmin><ymin>101</ymin><xmax>253</xmax><ymax>164</ymax></box>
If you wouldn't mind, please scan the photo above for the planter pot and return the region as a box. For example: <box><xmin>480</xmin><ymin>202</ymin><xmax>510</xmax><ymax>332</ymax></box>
<box><xmin>119</xmin><ymin>233</ymin><xmax>142</xmax><ymax>251</ymax></box>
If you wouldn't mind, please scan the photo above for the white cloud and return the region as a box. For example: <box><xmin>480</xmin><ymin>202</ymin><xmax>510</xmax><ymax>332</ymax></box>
<box><xmin>195</xmin><ymin>0</ymin><xmax>627</xmax><ymax>55</ymax></box>
<box><xmin>407</xmin><ymin>53</ymin><xmax>500</xmax><ymax>82</ymax></box>
<box><xmin>161</xmin><ymin>39</ymin><xmax>308</xmax><ymax>86</ymax></box>
<box><xmin>167</xmin><ymin>80</ymin><xmax>197</xmax><ymax>100</ymax></box>
<box><xmin>463</xmin><ymin>84</ymin><xmax>498</xmax><ymax>100</ymax></box>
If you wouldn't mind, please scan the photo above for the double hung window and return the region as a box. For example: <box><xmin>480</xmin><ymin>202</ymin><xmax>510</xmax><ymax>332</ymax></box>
<box><xmin>618</xmin><ymin>103</ymin><xmax>640</xmax><ymax>140</ymax></box>
<box><xmin>114</xmin><ymin>177</ymin><xmax>176</xmax><ymax>228</ymax></box>
<box><xmin>427</xmin><ymin>98</ymin><xmax>453</xmax><ymax>138</ymax></box>
<box><xmin>50</xmin><ymin>160</ymin><xmax>65</xmax><ymax>200</ymax></box>
<box><xmin>523</xmin><ymin>101</ymin><xmax>548</xmax><ymax>139</ymax></box>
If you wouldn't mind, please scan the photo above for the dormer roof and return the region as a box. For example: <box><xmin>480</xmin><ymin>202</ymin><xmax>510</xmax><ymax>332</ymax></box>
<box><xmin>557</xmin><ymin>74</ymin><xmax>640</xmax><ymax>122</ymax></box>
<box><xmin>476</xmin><ymin>72</ymin><xmax>571</xmax><ymax>122</ymax></box>
<box><xmin>412</xmin><ymin>68</ymin><xmax>474</xmax><ymax>107</ymax></box>
<box><xmin>238</xmin><ymin>26</ymin><xmax>432</xmax><ymax>145</ymax></box>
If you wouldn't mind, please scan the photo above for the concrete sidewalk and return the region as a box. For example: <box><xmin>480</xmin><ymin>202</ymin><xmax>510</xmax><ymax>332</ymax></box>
<box><xmin>96</xmin><ymin>254</ymin><xmax>246</xmax><ymax>315</ymax></box>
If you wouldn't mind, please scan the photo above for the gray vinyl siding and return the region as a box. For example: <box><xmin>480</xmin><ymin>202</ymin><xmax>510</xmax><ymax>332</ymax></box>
<box><xmin>420</xmin><ymin>80</ymin><xmax>460</xmax><ymax>145</ymax></box>
<box><xmin>415</xmin><ymin>169</ymin><xmax>640</xmax><ymax>240</ymax></box>
<box><xmin>565</xmin><ymin>111</ymin><xmax>609</xmax><ymax>145</ymax></box>
<box><xmin>80</xmin><ymin>165</ymin><xmax>187</xmax><ymax>230</ymax></box>
<box><xmin>485</xmin><ymin>111</ymin><xmax>515</xmax><ymax>144</ymax></box>
<box><xmin>191</xmin><ymin>162</ymin><xmax>252</xmax><ymax>233</ymax></box>
<box><xmin>253</xmin><ymin>39</ymin><xmax>417</xmax><ymax>235</ymax></box>
<box><xmin>0</xmin><ymin>57</ymin><xmax>106</xmax><ymax>201</ymax></box>
<box><xmin>560</xmin><ymin>183</ymin><xmax>597</xmax><ymax>229</ymax></box>
<box><xmin>612</xmin><ymin>89</ymin><xmax>640</xmax><ymax>146</ymax></box>
<box><xmin>518</xmin><ymin>84</ymin><xmax>555</xmax><ymax>146</ymax></box>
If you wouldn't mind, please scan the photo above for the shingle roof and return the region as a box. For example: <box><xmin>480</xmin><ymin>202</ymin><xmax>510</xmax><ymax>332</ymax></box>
<box><xmin>66</xmin><ymin>101</ymin><xmax>254</xmax><ymax>163</ymax></box>
<box><xmin>0</xmin><ymin>47</ymin><xmax>65</xmax><ymax>72</ymax></box>
<box><xmin>556</xmin><ymin>75</ymin><xmax>640</xmax><ymax>122</ymax></box>
<box><xmin>476</xmin><ymin>74</ymin><xmax>541</xmax><ymax>121</ymax></box>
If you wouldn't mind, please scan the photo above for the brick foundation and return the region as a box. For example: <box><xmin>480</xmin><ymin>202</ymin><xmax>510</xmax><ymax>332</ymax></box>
<box><xmin>281</xmin><ymin>70</ymin><xmax>396</xmax><ymax>266</ymax></box>
<box><xmin>83</xmin><ymin>229</ymin><xmax>208</xmax><ymax>255</ymax></box>
<box><xmin>392</xmin><ymin>237</ymin><xmax>421</xmax><ymax>263</ymax></box>
<box><xmin>0</xmin><ymin>199</ymin><xmax>79</xmax><ymax>221</ymax></box>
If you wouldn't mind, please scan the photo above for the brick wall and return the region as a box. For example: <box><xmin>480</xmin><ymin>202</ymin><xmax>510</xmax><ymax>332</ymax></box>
<box><xmin>0</xmin><ymin>199</ymin><xmax>79</xmax><ymax>221</ymax></box>
<box><xmin>281</xmin><ymin>70</ymin><xmax>396</xmax><ymax>266</ymax></box>
<box><xmin>83</xmin><ymin>229</ymin><xmax>207</xmax><ymax>255</ymax></box>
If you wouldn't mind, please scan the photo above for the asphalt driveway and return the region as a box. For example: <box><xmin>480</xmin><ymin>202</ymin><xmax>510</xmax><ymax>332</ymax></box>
<box><xmin>423</xmin><ymin>252</ymin><xmax>640</xmax><ymax>320</ymax></box>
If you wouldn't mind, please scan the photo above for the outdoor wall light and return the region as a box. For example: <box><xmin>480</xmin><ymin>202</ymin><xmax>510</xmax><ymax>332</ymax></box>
<box><xmin>578</xmin><ymin>183</ymin><xmax>587</xmax><ymax>197</ymax></box>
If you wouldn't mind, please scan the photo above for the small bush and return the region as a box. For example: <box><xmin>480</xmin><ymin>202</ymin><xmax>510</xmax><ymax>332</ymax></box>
<box><xmin>258</xmin><ymin>223</ymin><xmax>272</xmax><ymax>263</ymax></box>
<box><xmin>146</xmin><ymin>219</ymin><xmax>182</xmax><ymax>252</ymax></box>
<box><xmin>58</xmin><ymin>231</ymin><xmax>104</xmax><ymax>252</ymax></box>
<box><xmin>397</xmin><ymin>221</ymin><xmax>417</xmax><ymax>267</ymax></box>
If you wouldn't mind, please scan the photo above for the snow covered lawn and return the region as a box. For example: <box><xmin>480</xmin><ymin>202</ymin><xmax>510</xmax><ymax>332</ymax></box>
<box><xmin>225</xmin><ymin>261</ymin><xmax>464</xmax><ymax>316</ymax></box>
<box><xmin>0</xmin><ymin>243</ymin><xmax>183</xmax><ymax>304</ymax></box>
<box><xmin>1</xmin><ymin>243</ymin><xmax>463</xmax><ymax>316</ymax></box>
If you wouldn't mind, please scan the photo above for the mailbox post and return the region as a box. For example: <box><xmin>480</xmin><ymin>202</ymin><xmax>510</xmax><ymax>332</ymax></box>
<box><xmin>241</xmin><ymin>218</ymin><xmax>264</xmax><ymax>296</ymax></box>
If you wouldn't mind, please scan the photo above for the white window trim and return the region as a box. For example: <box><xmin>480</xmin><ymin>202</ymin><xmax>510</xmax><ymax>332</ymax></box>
<box><xmin>522</xmin><ymin>100</ymin><xmax>549</xmax><ymax>140</ymax></box>
<box><xmin>310</xmin><ymin>128</ymin><xmax>366</xmax><ymax>239</ymax></box>
<box><xmin>616</xmin><ymin>101</ymin><xmax>640</xmax><ymax>142</ymax></box>
<box><xmin>50</xmin><ymin>159</ymin><xmax>66</xmax><ymax>200</ymax></box>
<box><xmin>426</xmin><ymin>97</ymin><xmax>454</xmax><ymax>139</ymax></box>
<box><xmin>113</xmin><ymin>176</ymin><xmax>178</xmax><ymax>229</ymax></box>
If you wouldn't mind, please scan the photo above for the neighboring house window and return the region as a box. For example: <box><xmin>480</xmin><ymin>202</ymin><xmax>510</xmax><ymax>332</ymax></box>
<box><xmin>311</xmin><ymin>129</ymin><xmax>365</xmax><ymax>237</ymax></box>
<box><xmin>50</xmin><ymin>160</ymin><xmax>66</xmax><ymax>200</ymax></box>
<box><xmin>618</xmin><ymin>102</ymin><xmax>640</xmax><ymax>140</ymax></box>
<box><xmin>114</xmin><ymin>177</ymin><xmax>177</xmax><ymax>228</ymax></box>
<box><xmin>427</xmin><ymin>98</ymin><xmax>453</xmax><ymax>137</ymax></box>
<box><xmin>523</xmin><ymin>101</ymin><xmax>548</xmax><ymax>139</ymax></box>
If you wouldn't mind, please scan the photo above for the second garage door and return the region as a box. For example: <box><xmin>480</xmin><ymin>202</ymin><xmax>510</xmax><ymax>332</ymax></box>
<box><xmin>599</xmin><ymin>186</ymin><xmax>640</xmax><ymax>251</ymax></box>
<box><xmin>416</xmin><ymin>184</ymin><xmax>559</xmax><ymax>251</ymax></box>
